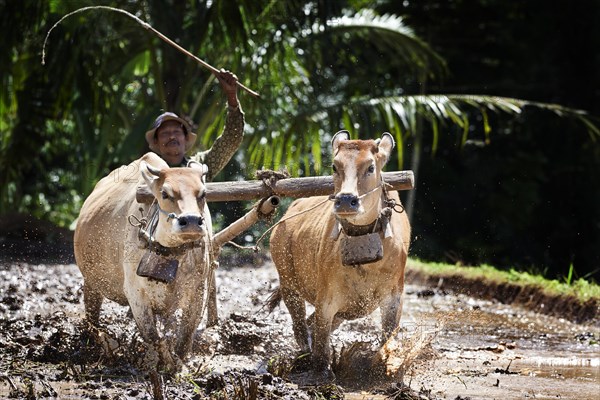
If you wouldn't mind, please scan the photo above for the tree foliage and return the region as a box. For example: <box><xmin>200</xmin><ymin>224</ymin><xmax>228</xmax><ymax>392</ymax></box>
<box><xmin>393</xmin><ymin>0</ymin><xmax>600</xmax><ymax>279</ymax></box>
<box><xmin>1</xmin><ymin>0</ymin><xmax>599</xmax><ymax>278</ymax></box>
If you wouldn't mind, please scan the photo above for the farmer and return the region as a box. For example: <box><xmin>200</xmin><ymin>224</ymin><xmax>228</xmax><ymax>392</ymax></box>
<box><xmin>143</xmin><ymin>69</ymin><xmax>243</xmax><ymax>326</ymax></box>
<box><xmin>145</xmin><ymin>69</ymin><xmax>244</xmax><ymax>181</ymax></box>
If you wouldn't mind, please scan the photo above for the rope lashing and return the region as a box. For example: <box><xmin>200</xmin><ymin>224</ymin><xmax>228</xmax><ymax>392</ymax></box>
<box><xmin>381</xmin><ymin>181</ymin><xmax>405</xmax><ymax>214</ymax></box>
<box><xmin>230</xmin><ymin>177</ymin><xmax>394</xmax><ymax>252</ymax></box>
<box><xmin>127</xmin><ymin>207</ymin><xmax>148</xmax><ymax>229</ymax></box>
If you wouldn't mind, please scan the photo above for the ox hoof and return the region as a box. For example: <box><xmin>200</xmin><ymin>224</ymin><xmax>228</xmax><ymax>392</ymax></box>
<box><xmin>298</xmin><ymin>367</ymin><xmax>335</xmax><ymax>387</ymax></box>
<box><xmin>144</xmin><ymin>348</ymin><xmax>182</xmax><ymax>376</ymax></box>
<box><xmin>159</xmin><ymin>357</ymin><xmax>183</xmax><ymax>376</ymax></box>
<box><xmin>291</xmin><ymin>352</ymin><xmax>312</xmax><ymax>373</ymax></box>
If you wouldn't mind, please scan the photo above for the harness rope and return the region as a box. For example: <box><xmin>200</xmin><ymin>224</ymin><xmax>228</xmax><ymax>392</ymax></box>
<box><xmin>127</xmin><ymin>199</ymin><xmax>206</xmax><ymax>257</ymax></box>
<box><xmin>156</xmin><ymin>205</ymin><xmax>178</xmax><ymax>222</ymax></box>
<box><xmin>128</xmin><ymin>200</ymin><xmax>217</xmax><ymax>319</ymax></box>
<box><xmin>221</xmin><ymin>196</ymin><xmax>332</xmax><ymax>252</ymax></box>
<box><xmin>227</xmin><ymin>176</ymin><xmax>405</xmax><ymax>252</ymax></box>
<box><xmin>333</xmin><ymin>178</ymin><xmax>405</xmax><ymax>237</ymax></box>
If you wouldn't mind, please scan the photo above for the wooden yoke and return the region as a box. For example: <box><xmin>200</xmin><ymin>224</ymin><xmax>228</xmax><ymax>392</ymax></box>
<box><xmin>136</xmin><ymin>170</ymin><xmax>414</xmax><ymax>204</ymax></box>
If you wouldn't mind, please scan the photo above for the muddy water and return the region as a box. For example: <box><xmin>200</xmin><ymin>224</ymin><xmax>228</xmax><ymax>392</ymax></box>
<box><xmin>400</xmin><ymin>287</ymin><xmax>599</xmax><ymax>399</ymax></box>
<box><xmin>0</xmin><ymin>261</ymin><xmax>598</xmax><ymax>399</ymax></box>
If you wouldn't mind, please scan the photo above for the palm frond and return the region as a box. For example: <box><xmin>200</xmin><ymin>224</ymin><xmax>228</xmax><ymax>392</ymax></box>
<box><xmin>247</xmin><ymin>93</ymin><xmax>600</xmax><ymax>172</ymax></box>
<box><xmin>349</xmin><ymin>94</ymin><xmax>600</xmax><ymax>153</ymax></box>
<box><xmin>316</xmin><ymin>9</ymin><xmax>447</xmax><ymax>77</ymax></box>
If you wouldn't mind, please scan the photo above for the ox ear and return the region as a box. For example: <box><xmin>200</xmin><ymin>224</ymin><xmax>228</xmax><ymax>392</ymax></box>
<box><xmin>332</xmin><ymin>130</ymin><xmax>350</xmax><ymax>152</ymax></box>
<box><xmin>189</xmin><ymin>161</ymin><xmax>209</xmax><ymax>182</ymax></box>
<box><xmin>140</xmin><ymin>160</ymin><xmax>162</xmax><ymax>188</ymax></box>
<box><xmin>376</xmin><ymin>132</ymin><xmax>395</xmax><ymax>165</ymax></box>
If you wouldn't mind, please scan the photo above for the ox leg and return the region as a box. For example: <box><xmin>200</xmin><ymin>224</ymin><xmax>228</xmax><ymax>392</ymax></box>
<box><xmin>307</xmin><ymin>312</ymin><xmax>343</xmax><ymax>333</ymax></box>
<box><xmin>127</xmin><ymin>294</ymin><xmax>178</xmax><ymax>372</ymax></box>
<box><xmin>175</xmin><ymin>306</ymin><xmax>203</xmax><ymax>359</ymax></box>
<box><xmin>174</xmin><ymin>325</ymin><xmax>194</xmax><ymax>360</ymax></box>
<box><xmin>83</xmin><ymin>283</ymin><xmax>103</xmax><ymax>326</ymax></box>
<box><xmin>206</xmin><ymin>268</ymin><xmax>219</xmax><ymax>327</ymax></box>
<box><xmin>280</xmin><ymin>287</ymin><xmax>310</xmax><ymax>354</ymax></box>
<box><xmin>310</xmin><ymin>304</ymin><xmax>336</xmax><ymax>383</ymax></box>
<box><xmin>380</xmin><ymin>288</ymin><xmax>404</xmax><ymax>340</ymax></box>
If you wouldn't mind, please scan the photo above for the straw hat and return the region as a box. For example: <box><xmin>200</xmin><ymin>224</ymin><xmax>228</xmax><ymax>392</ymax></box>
<box><xmin>145</xmin><ymin>112</ymin><xmax>197</xmax><ymax>153</ymax></box>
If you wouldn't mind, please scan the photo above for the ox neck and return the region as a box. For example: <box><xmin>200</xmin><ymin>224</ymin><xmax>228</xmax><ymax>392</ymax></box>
<box><xmin>139</xmin><ymin>204</ymin><xmax>204</xmax><ymax>256</ymax></box>
<box><xmin>148</xmin><ymin>239</ymin><xmax>202</xmax><ymax>257</ymax></box>
<box><xmin>337</xmin><ymin>192</ymin><xmax>386</xmax><ymax>237</ymax></box>
<box><xmin>338</xmin><ymin>217</ymin><xmax>380</xmax><ymax>237</ymax></box>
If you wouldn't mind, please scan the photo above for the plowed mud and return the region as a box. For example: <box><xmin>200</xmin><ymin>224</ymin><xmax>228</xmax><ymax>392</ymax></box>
<box><xmin>0</xmin><ymin>261</ymin><xmax>598</xmax><ymax>399</ymax></box>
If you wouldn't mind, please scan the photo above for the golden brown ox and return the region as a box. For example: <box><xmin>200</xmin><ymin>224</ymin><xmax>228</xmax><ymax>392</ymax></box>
<box><xmin>270</xmin><ymin>131</ymin><xmax>411</xmax><ymax>383</ymax></box>
<box><xmin>74</xmin><ymin>152</ymin><xmax>212</xmax><ymax>372</ymax></box>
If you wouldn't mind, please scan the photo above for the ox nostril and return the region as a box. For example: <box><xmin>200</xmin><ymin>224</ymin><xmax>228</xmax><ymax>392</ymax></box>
<box><xmin>335</xmin><ymin>194</ymin><xmax>360</xmax><ymax>212</ymax></box>
<box><xmin>177</xmin><ymin>215</ymin><xmax>203</xmax><ymax>228</ymax></box>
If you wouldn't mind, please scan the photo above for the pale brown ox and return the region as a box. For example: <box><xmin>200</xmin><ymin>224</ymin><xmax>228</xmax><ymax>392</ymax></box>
<box><xmin>74</xmin><ymin>152</ymin><xmax>212</xmax><ymax>372</ymax></box>
<box><xmin>270</xmin><ymin>131</ymin><xmax>411</xmax><ymax>382</ymax></box>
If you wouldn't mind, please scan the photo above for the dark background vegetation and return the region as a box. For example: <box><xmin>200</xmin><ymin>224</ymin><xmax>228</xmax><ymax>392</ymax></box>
<box><xmin>1</xmin><ymin>0</ymin><xmax>599</xmax><ymax>281</ymax></box>
<box><xmin>397</xmin><ymin>0</ymin><xmax>600</xmax><ymax>279</ymax></box>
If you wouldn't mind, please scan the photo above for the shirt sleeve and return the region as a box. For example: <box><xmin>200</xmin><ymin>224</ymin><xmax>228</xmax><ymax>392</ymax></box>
<box><xmin>192</xmin><ymin>104</ymin><xmax>245</xmax><ymax>181</ymax></box>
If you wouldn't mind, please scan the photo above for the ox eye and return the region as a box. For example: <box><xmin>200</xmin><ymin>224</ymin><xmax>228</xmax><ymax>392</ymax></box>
<box><xmin>161</xmin><ymin>190</ymin><xmax>170</xmax><ymax>200</ymax></box>
<box><xmin>332</xmin><ymin>164</ymin><xmax>338</xmax><ymax>173</ymax></box>
<box><xmin>367</xmin><ymin>164</ymin><xmax>375</xmax><ymax>174</ymax></box>
<box><xmin>197</xmin><ymin>192</ymin><xmax>206</xmax><ymax>202</ymax></box>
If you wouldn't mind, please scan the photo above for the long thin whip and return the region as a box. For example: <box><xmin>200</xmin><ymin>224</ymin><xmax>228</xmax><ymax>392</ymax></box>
<box><xmin>42</xmin><ymin>5</ymin><xmax>260</xmax><ymax>98</ymax></box>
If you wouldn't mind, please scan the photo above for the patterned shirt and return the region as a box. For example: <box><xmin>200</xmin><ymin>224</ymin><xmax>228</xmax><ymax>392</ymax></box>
<box><xmin>192</xmin><ymin>105</ymin><xmax>245</xmax><ymax>181</ymax></box>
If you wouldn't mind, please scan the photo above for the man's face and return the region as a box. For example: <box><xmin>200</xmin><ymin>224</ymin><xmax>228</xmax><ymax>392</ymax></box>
<box><xmin>155</xmin><ymin>120</ymin><xmax>186</xmax><ymax>156</ymax></box>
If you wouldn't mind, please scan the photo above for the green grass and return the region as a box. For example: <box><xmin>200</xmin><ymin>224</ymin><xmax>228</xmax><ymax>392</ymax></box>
<box><xmin>407</xmin><ymin>258</ymin><xmax>600</xmax><ymax>303</ymax></box>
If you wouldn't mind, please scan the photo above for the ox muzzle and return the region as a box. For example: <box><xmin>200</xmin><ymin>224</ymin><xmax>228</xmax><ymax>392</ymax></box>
<box><xmin>174</xmin><ymin>213</ymin><xmax>205</xmax><ymax>235</ymax></box>
<box><xmin>333</xmin><ymin>193</ymin><xmax>360</xmax><ymax>214</ymax></box>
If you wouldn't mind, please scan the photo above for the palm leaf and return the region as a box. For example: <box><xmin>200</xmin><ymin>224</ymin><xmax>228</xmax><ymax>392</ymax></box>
<box><xmin>247</xmin><ymin>93</ymin><xmax>600</xmax><ymax>171</ymax></box>
<box><xmin>317</xmin><ymin>9</ymin><xmax>447</xmax><ymax>77</ymax></box>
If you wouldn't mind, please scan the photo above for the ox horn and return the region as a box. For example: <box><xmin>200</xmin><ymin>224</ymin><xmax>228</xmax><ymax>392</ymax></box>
<box><xmin>188</xmin><ymin>161</ymin><xmax>209</xmax><ymax>177</ymax></box>
<box><xmin>332</xmin><ymin>130</ymin><xmax>350</xmax><ymax>151</ymax></box>
<box><xmin>380</xmin><ymin>132</ymin><xmax>395</xmax><ymax>148</ymax></box>
<box><xmin>145</xmin><ymin>163</ymin><xmax>162</xmax><ymax>177</ymax></box>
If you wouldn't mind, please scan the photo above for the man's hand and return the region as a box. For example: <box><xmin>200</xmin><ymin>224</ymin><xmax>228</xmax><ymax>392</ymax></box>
<box><xmin>215</xmin><ymin>69</ymin><xmax>239</xmax><ymax>108</ymax></box>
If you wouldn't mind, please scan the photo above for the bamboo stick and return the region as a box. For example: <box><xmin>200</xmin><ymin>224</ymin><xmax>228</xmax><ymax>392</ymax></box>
<box><xmin>42</xmin><ymin>6</ymin><xmax>260</xmax><ymax>98</ymax></box>
<box><xmin>212</xmin><ymin>196</ymin><xmax>280</xmax><ymax>249</ymax></box>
